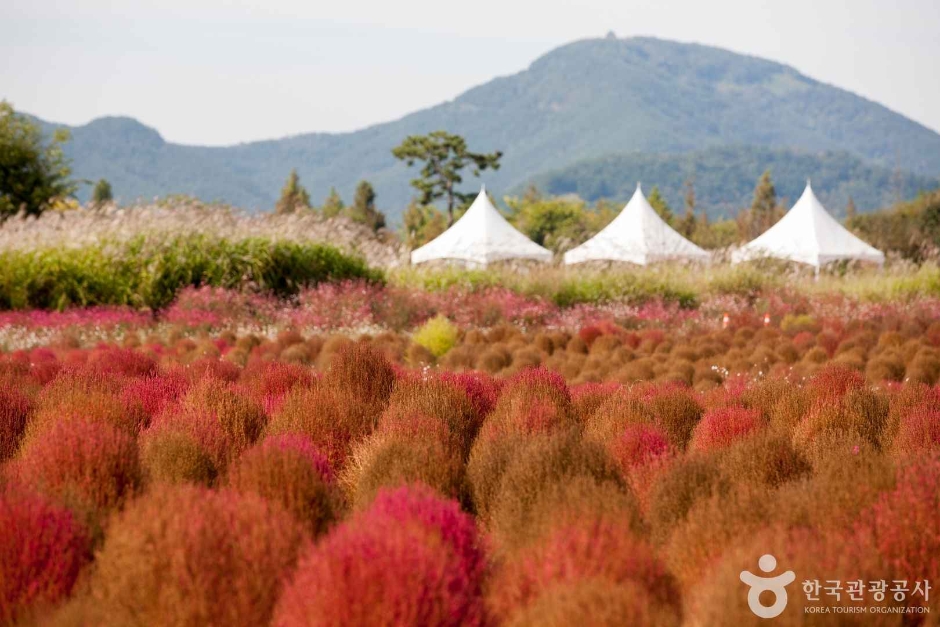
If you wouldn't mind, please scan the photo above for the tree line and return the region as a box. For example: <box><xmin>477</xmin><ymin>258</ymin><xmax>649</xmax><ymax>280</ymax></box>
<box><xmin>2</xmin><ymin>100</ymin><xmax>938</xmax><ymax>261</ymax></box>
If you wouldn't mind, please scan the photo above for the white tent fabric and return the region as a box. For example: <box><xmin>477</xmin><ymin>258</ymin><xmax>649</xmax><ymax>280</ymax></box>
<box><xmin>731</xmin><ymin>182</ymin><xmax>885</xmax><ymax>268</ymax></box>
<box><xmin>410</xmin><ymin>186</ymin><xmax>553</xmax><ymax>266</ymax></box>
<box><xmin>564</xmin><ymin>184</ymin><xmax>709</xmax><ymax>265</ymax></box>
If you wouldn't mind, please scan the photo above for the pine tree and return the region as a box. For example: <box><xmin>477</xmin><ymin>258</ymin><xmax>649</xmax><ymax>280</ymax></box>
<box><xmin>91</xmin><ymin>179</ymin><xmax>113</xmax><ymax>207</ymax></box>
<box><xmin>750</xmin><ymin>170</ymin><xmax>778</xmax><ymax>236</ymax></box>
<box><xmin>275</xmin><ymin>169</ymin><xmax>311</xmax><ymax>215</ymax></box>
<box><xmin>647</xmin><ymin>186</ymin><xmax>674</xmax><ymax>225</ymax></box>
<box><xmin>322</xmin><ymin>187</ymin><xmax>344</xmax><ymax>218</ymax></box>
<box><xmin>392</xmin><ymin>131</ymin><xmax>502</xmax><ymax>226</ymax></box>
<box><xmin>346</xmin><ymin>180</ymin><xmax>386</xmax><ymax>232</ymax></box>
<box><xmin>677</xmin><ymin>178</ymin><xmax>697</xmax><ymax>238</ymax></box>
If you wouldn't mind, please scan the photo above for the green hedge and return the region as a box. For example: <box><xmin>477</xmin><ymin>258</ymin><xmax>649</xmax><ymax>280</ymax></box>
<box><xmin>0</xmin><ymin>235</ymin><xmax>383</xmax><ymax>310</ymax></box>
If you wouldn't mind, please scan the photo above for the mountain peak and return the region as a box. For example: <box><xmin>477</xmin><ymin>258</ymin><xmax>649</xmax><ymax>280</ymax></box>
<box><xmin>82</xmin><ymin>116</ymin><xmax>165</xmax><ymax>145</ymax></box>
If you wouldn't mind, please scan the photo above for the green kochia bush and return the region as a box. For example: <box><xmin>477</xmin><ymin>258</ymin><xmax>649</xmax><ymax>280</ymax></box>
<box><xmin>0</xmin><ymin>235</ymin><xmax>383</xmax><ymax>310</ymax></box>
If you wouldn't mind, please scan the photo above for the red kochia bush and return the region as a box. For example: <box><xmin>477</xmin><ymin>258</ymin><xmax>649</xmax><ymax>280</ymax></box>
<box><xmin>0</xmin><ymin>389</ymin><xmax>31</xmax><ymax>461</ymax></box>
<box><xmin>478</xmin><ymin>367</ymin><xmax>575</xmax><ymax>440</ymax></box>
<box><xmin>437</xmin><ymin>371</ymin><xmax>501</xmax><ymax>419</ymax></box>
<box><xmin>0</xmin><ymin>488</ymin><xmax>92</xmax><ymax>623</ymax></box>
<box><xmin>85</xmin><ymin>346</ymin><xmax>158</xmax><ymax>377</ymax></box>
<box><xmin>862</xmin><ymin>455</ymin><xmax>940</xmax><ymax>585</ymax></box>
<box><xmin>227</xmin><ymin>434</ymin><xmax>337</xmax><ymax>535</ymax></box>
<box><xmin>13</xmin><ymin>419</ymin><xmax>141</xmax><ymax>515</ymax></box>
<box><xmin>274</xmin><ymin>484</ymin><xmax>485</xmax><ymax>627</ymax></box>
<box><xmin>120</xmin><ymin>373</ymin><xmax>190</xmax><ymax>421</ymax></box>
<box><xmin>892</xmin><ymin>405</ymin><xmax>940</xmax><ymax>455</ymax></box>
<box><xmin>808</xmin><ymin>364</ymin><xmax>866</xmax><ymax>402</ymax></box>
<box><xmin>91</xmin><ymin>486</ymin><xmax>307</xmax><ymax>626</ymax></box>
<box><xmin>238</xmin><ymin>361</ymin><xmax>316</xmax><ymax>415</ymax></box>
<box><xmin>488</xmin><ymin>519</ymin><xmax>679</xmax><ymax>621</ymax></box>
<box><xmin>609</xmin><ymin>423</ymin><xmax>674</xmax><ymax>470</ymax></box>
<box><xmin>688</xmin><ymin>406</ymin><xmax>762</xmax><ymax>452</ymax></box>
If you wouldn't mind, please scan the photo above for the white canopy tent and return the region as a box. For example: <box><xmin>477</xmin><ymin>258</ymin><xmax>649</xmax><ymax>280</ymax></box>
<box><xmin>731</xmin><ymin>182</ymin><xmax>885</xmax><ymax>269</ymax></box>
<box><xmin>410</xmin><ymin>186</ymin><xmax>553</xmax><ymax>266</ymax></box>
<box><xmin>564</xmin><ymin>184</ymin><xmax>709</xmax><ymax>265</ymax></box>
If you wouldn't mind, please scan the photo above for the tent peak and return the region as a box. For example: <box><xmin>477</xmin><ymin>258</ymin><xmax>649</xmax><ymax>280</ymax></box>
<box><xmin>479</xmin><ymin>184</ymin><xmax>486</xmax><ymax>194</ymax></box>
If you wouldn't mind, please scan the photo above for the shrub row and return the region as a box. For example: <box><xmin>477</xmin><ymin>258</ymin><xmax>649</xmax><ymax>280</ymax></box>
<box><xmin>0</xmin><ymin>234</ymin><xmax>382</xmax><ymax>310</ymax></box>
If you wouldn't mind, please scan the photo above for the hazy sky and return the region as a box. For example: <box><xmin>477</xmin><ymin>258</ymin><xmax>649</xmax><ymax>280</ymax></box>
<box><xmin>2</xmin><ymin>0</ymin><xmax>938</xmax><ymax>146</ymax></box>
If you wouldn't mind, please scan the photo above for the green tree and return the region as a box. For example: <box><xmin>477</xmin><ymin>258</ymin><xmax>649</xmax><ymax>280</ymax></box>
<box><xmin>505</xmin><ymin>193</ymin><xmax>615</xmax><ymax>254</ymax></box>
<box><xmin>647</xmin><ymin>186</ymin><xmax>673</xmax><ymax>225</ymax></box>
<box><xmin>346</xmin><ymin>180</ymin><xmax>386</xmax><ymax>232</ymax></box>
<box><xmin>322</xmin><ymin>187</ymin><xmax>344</xmax><ymax>218</ymax></box>
<box><xmin>91</xmin><ymin>178</ymin><xmax>113</xmax><ymax>207</ymax></box>
<box><xmin>745</xmin><ymin>170</ymin><xmax>781</xmax><ymax>238</ymax></box>
<box><xmin>392</xmin><ymin>131</ymin><xmax>502</xmax><ymax>226</ymax></box>
<box><xmin>402</xmin><ymin>201</ymin><xmax>446</xmax><ymax>249</ymax></box>
<box><xmin>0</xmin><ymin>101</ymin><xmax>75</xmax><ymax>218</ymax></box>
<box><xmin>275</xmin><ymin>169</ymin><xmax>311</xmax><ymax>214</ymax></box>
<box><xmin>677</xmin><ymin>178</ymin><xmax>697</xmax><ymax>238</ymax></box>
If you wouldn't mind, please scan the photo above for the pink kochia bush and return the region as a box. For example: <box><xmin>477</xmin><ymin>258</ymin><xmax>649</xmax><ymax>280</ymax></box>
<box><xmin>0</xmin><ymin>488</ymin><xmax>92</xmax><ymax>623</ymax></box>
<box><xmin>12</xmin><ymin>419</ymin><xmax>141</xmax><ymax>516</ymax></box>
<box><xmin>91</xmin><ymin>485</ymin><xmax>307</xmax><ymax>626</ymax></box>
<box><xmin>688</xmin><ymin>407</ymin><xmax>762</xmax><ymax>452</ymax></box>
<box><xmin>274</xmin><ymin>484</ymin><xmax>486</xmax><ymax>627</ymax></box>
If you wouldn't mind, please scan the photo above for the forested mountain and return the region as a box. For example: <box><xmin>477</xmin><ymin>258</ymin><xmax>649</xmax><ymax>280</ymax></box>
<box><xmin>526</xmin><ymin>146</ymin><xmax>940</xmax><ymax>218</ymax></box>
<box><xmin>33</xmin><ymin>36</ymin><xmax>940</xmax><ymax>220</ymax></box>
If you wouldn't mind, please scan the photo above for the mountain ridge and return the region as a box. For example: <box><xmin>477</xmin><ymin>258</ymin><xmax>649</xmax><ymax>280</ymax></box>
<box><xmin>31</xmin><ymin>36</ymin><xmax>940</xmax><ymax>219</ymax></box>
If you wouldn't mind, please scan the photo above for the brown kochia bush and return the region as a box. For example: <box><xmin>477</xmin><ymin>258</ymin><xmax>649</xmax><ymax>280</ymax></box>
<box><xmin>487</xmin><ymin>519</ymin><xmax>681</xmax><ymax>624</ymax></box>
<box><xmin>687</xmin><ymin>526</ymin><xmax>886</xmax><ymax>625</ymax></box>
<box><xmin>24</xmin><ymin>372</ymin><xmax>146</xmax><ymax>444</ymax></box>
<box><xmin>505</xmin><ymin>579</ymin><xmax>680</xmax><ymax>627</ymax></box>
<box><xmin>380</xmin><ymin>375</ymin><xmax>482</xmax><ymax>459</ymax></box>
<box><xmin>583</xmin><ymin>389</ymin><xmax>652</xmax><ymax>444</ymax></box>
<box><xmin>323</xmin><ymin>342</ymin><xmax>395</xmax><ymax>408</ymax></box>
<box><xmin>466</xmin><ymin>432</ymin><xmax>529</xmax><ymax>525</ymax></box>
<box><xmin>793</xmin><ymin>388</ymin><xmax>889</xmax><ymax>449</ymax></box>
<box><xmin>267</xmin><ymin>383</ymin><xmax>371</xmax><ymax>470</ymax></box>
<box><xmin>774</xmin><ymin>438</ymin><xmax>896</xmax><ymax>533</ymax></box>
<box><xmin>488</xmin><ymin>430</ymin><xmax>634</xmax><ymax>553</ymax></box>
<box><xmin>89</xmin><ymin>485</ymin><xmax>307</xmax><ymax>627</ymax></box>
<box><xmin>717</xmin><ymin>429</ymin><xmax>812</xmax><ymax>488</ymax></box>
<box><xmin>345</xmin><ymin>414</ymin><xmax>468</xmax><ymax>511</ymax></box>
<box><xmin>570</xmin><ymin>382</ymin><xmax>622</xmax><ymax>423</ymax></box>
<box><xmin>227</xmin><ymin>434</ymin><xmax>340</xmax><ymax>536</ymax></box>
<box><xmin>646</xmin><ymin>453</ymin><xmax>728</xmax><ymax>545</ymax></box>
<box><xmin>140</xmin><ymin>428</ymin><xmax>218</xmax><ymax>487</ymax></box>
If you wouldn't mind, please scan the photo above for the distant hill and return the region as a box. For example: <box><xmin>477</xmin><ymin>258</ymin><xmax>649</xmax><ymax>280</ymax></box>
<box><xmin>33</xmin><ymin>36</ymin><xmax>940</xmax><ymax>220</ymax></box>
<box><xmin>525</xmin><ymin>146</ymin><xmax>940</xmax><ymax>218</ymax></box>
